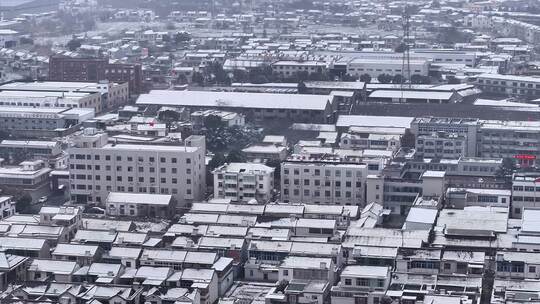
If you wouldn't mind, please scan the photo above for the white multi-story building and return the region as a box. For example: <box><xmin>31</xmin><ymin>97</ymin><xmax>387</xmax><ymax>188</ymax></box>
<box><xmin>0</xmin><ymin>81</ymin><xmax>130</xmax><ymax>111</ymax></box>
<box><xmin>340</xmin><ymin>126</ymin><xmax>403</xmax><ymax>152</ymax></box>
<box><xmin>0</xmin><ymin>90</ymin><xmax>102</xmax><ymax>113</ymax></box>
<box><xmin>463</xmin><ymin>14</ymin><xmax>492</xmax><ymax>29</ymax></box>
<box><xmin>213</xmin><ymin>163</ymin><xmax>275</xmax><ymax>203</ymax></box>
<box><xmin>68</xmin><ymin>128</ymin><xmax>206</xmax><ymax>207</ymax></box>
<box><xmin>331</xmin><ymin>265</ymin><xmax>391</xmax><ymax>304</ymax></box>
<box><xmin>511</xmin><ymin>174</ymin><xmax>540</xmax><ymax>219</ymax></box>
<box><xmin>0</xmin><ymin>196</ymin><xmax>16</xmax><ymax>219</ymax></box>
<box><xmin>366</xmin><ymin>170</ymin><xmax>445</xmax><ymax>215</ymax></box>
<box><xmin>347</xmin><ymin>58</ymin><xmax>429</xmax><ymax>78</ymax></box>
<box><xmin>0</xmin><ymin>29</ymin><xmax>18</xmax><ymax>48</ymax></box>
<box><xmin>411</xmin><ymin>117</ymin><xmax>479</xmax><ymax>157</ymax></box>
<box><xmin>272</xmin><ymin>61</ymin><xmax>328</xmax><ymax>77</ymax></box>
<box><xmin>281</xmin><ymin>159</ymin><xmax>369</xmax><ymax>206</ymax></box>
<box><xmin>411</xmin><ymin>49</ymin><xmax>477</xmax><ymax>67</ymax></box>
<box><xmin>479</xmin><ymin>120</ymin><xmax>540</xmax><ymax>163</ymax></box>
<box><xmin>415</xmin><ymin>132</ymin><xmax>467</xmax><ymax>159</ymax></box>
<box><xmin>474</xmin><ymin>73</ymin><xmax>540</xmax><ymax>99</ymax></box>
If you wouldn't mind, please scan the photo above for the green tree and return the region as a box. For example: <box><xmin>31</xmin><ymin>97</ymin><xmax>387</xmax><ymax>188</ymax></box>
<box><xmin>359</xmin><ymin>73</ymin><xmax>372</xmax><ymax>83</ymax></box>
<box><xmin>342</xmin><ymin>74</ymin><xmax>358</xmax><ymax>82</ymax></box>
<box><xmin>233</xmin><ymin>69</ymin><xmax>248</xmax><ymax>83</ymax></box>
<box><xmin>266</xmin><ymin>159</ymin><xmax>281</xmax><ymax>182</ymax></box>
<box><xmin>192</xmin><ymin>72</ymin><xmax>204</xmax><ymax>86</ymax></box>
<box><xmin>15</xmin><ymin>193</ymin><xmax>32</xmax><ymax>213</ymax></box>
<box><xmin>204</xmin><ymin>115</ymin><xmax>226</xmax><ymax>130</ymax></box>
<box><xmin>297</xmin><ymin>81</ymin><xmax>308</xmax><ymax>94</ymax></box>
<box><xmin>400</xmin><ymin>129</ymin><xmax>416</xmax><ymax>148</ymax></box>
<box><xmin>411</xmin><ymin>74</ymin><xmax>431</xmax><ymax>84</ymax></box>
<box><xmin>208</xmin><ymin>153</ymin><xmax>227</xmax><ymax>170</ymax></box>
<box><xmin>226</xmin><ymin>149</ymin><xmax>246</xmax><ymax>163</ymax></box>
<box><xmin>82</xmin><ymin>17</ymin><xmax>95</xmax><ymax>31</ymax></box>
<box><xmin>66</xmin><ymin>38</ymin><xmax>82</xmax><ymax>51</ymax></box>
<box><xmin>176</xmin><ymin>73</ymin><xmax>188</xmax><ymax>84</ymax></box>
<box><xmin>174</xmin><ymin>31</ymin><xmax>191</xmax><ymax>44</ymax></box>
<box><xmin>394</xmin><ymin>43</ymin><xmax>407</xmax><ymax>53</ymax></box>
<box><xmin>392</xmin><ymin>74</ymin><xmax>405</xmax><ymax>84</ymax></box>
<box><xmin>377</xmin><ymin>74</ymin><xmax>393</xmax><ymax>84</ymax></box>
<box><xmin>447</xmin><ymin>75</ymin><xmax>461</xmax><ymax>84</ymax></box>
<box><xmin>496</xmin><ymin>158</ymin><xmax>516</xmax><ymax>177</ymax></box>
<box><xmin>158</xmin><ymin>109</ymin><xmax>181</xmax><ymax>131</ymax></box>
<box><xmin>438</xmin><ymin>26</ymin><xmax>472</xmax><ymax>44</ymax></box>
<box><xmin>19</xmin><ymin>36</ymin><xmax>33</xmax><ymax>45</ymax></box>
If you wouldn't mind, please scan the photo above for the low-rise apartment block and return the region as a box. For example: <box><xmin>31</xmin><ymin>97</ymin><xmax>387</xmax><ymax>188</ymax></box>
<box><xmin>68</xmin><ymin>128</ymin><xmax>206</xmax><ymax>207</ymax></box>
<box><xmin>213</xmin><ymin>163</ymin><xmax>275</xmax><ymax>203</ymax></box>
<box><xmin>281</xmin><ymin>158</ymin><xmax>368</xmax><ymax>206</ymax></box>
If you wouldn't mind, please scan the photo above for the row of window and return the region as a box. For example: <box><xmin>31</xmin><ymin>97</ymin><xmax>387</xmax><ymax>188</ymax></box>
<box><xmin>71</xmin><ymin>184</ymin><xmax>188</xmax><ymax>195</ymax></box>
<box><xmin>283</xmin><ymin>189</ymin><xmax>358</xmax><ymax>198</ymax></box>
<box><xmin>343</xmin><ymin>278</ymin><xmax>385</xmax><ymax>288</ymax></box>
<box><xmin>283</xmin><ymin>168</ymin><xmax>361</xmax><ymax>178</ymax></box>
<box><xmin>71</xmin><ymin>154</ymin><xmax>192</xmax><ymax>164</ymax></box>
<box><xmin>72</xmin><ymin>174</ymin><xmax>190</xmax><ymax>184</ymax></box>
<box><xmin>284</xmin><ymin>179</ymin><xmax>361</xmax><ymax>188</ymax></box>
<box><xmin>70</xmin><ymin>164</ymin><xmax>192</xmax><ymax>175</ymax></box>
<box><xmin>513</xmin><ymin>186</ymin><xmax>540</xmax><ymax>192</ymax></box>
<box><xmin>478</xmin><ymin>79</ymin><xmax>540</xmax><ymax>88</ymax></box>
<box><xmin>417</xmin><ymin>140</ymin><xmax>463</xmax><ymax>146</ymax></box>
<box><xmin>512</xmin><ymin>196</ymin><xmax>540</xmax><ymax>202</ymax></box>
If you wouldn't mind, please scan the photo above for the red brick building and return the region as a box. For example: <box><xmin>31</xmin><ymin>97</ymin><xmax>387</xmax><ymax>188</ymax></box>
<box><xmin>48</xmin><ymin>56</ymin><xmax>143</xmax><ymax>94</ymax></box>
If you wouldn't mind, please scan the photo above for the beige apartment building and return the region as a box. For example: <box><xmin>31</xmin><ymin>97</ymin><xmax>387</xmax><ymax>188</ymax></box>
<box><xmin>68</xmin><ymin>128</ymin><xmax>206</xmax><ymax>207</ymax></box>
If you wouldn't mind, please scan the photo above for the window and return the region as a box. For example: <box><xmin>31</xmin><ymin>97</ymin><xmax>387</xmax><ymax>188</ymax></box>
<box><xmin>356</xmin><ymin>278</ymin><xmax>368</xmax><ymax>286</ymax></box>
<box><xmin>530</xmin><ymin>266</ymin><xmax>536</xmax><ymax>273</ymax></box>
<box><xmin>344</xmin><ymin>278</ymin><xmax>352</xmax><ymax>285</ymax></box>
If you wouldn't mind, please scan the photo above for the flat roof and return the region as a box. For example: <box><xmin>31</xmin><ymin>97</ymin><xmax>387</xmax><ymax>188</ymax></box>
<box><xmin>102</xmin><ymin>144</ymin><xmax>198</xmax><ymax>153</ymax></box>
<box><xmin>336</xmin><ymin>115</ymin><xmax>413</xmax><ymax>128</ymax></box>
<box><xmin>406</xmin><ymin>207</ymin><xmax>438</xmax><ymax>224</ymax></box>
<box><xmin>219</xmin><ymin>162</ymin><xmax>274</xmax><ymax>173</ymax></box>
<box><xmin>136</xmin><ymin>90</ymin><xmax>331</xmax><ymax>111</ymax></box>
<box><xmin>107</xmin><ymin>192</ymin><xmax>172</xmax><ymax>206</ymax></box>
<box><xmin>477</xmin><ymin>73</ymin><xmax>540</xmax><ymax>83</ymax></box>
<box><xmin>0</xmin><ymin>140</ymin><xmax>58</xmax><ymax>149</ymax></box>
<box><xmin>341</xmin><ymin>265</ymin><xmax>389</xmax><ymax>278</ymax></box>
<box><xmin>53</xmin><ymin>244</ymin><xmax>99</xmax><ymax>257</ymax></box>
<box><xmin>369</xmin><ymin>90</ymin><xmax>455</xmax><ymax>100</ymax></box>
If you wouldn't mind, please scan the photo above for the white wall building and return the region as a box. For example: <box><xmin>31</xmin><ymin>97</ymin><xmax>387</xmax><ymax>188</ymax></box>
<box><xmin>68</xmin><ymin>129</ymin><xmax>206</xmax><ymax>207</ymax></box>
<box><xmin>272</xmin><ymin>61</ymin><xmax>328</xmax><ymax>77</ymax></box>
<box><xmin>415</xmin><ymin>132</ymin><xmax>467</xmax><ymax>159</ymax></box>
<box><xmin>281</xmin><ymin>159</ymin><xmax>368</xmax><ymax>206</ymax></box>
<box><xmin>0</xmin><ymin>196</ymin><xmax>16</xmax><ymax>219</ymax></box>
<box><xmin>331</xmin><ymin>265</ymin><xmax>391</xmax><ymax>304</ymax></box>
<box><xmin>347</xmin><ymin>58</ymin><xmax>429</xmax><ymax>78</ymax></box>
<box><xmin>213</xmin><ymin>163</ymin><xmax>275</xmax><ymax>203</ymax></box>
<box><xmin>511</xmin><ymin>174</ymin><xmax>540</xmax><ymax>219</ymax></box>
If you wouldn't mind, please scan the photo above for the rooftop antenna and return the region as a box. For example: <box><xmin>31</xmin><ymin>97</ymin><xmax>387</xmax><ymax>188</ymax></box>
<box><xmin>400</xmin><ymin>5</ymin><xmax>412</xmax><ymax>102</ymax></box>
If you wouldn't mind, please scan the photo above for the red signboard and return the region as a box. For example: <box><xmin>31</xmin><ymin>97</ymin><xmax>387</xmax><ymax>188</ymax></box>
<box><xmin>515</xmin><ymin>154</ymin><xmax>536</xmax><ymax>160</ymax></box>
